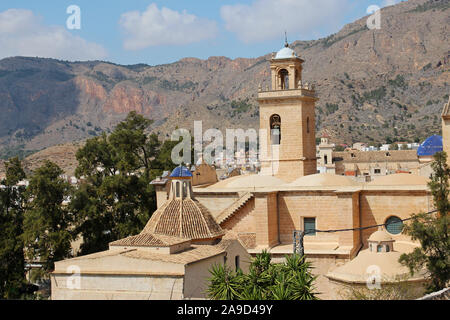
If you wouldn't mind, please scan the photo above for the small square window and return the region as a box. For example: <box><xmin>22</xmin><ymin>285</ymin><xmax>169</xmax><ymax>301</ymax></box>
<box><xmin>374</xmin><ymin>169</ymin><xmax>381</xmax><ymax>174</ymax></box>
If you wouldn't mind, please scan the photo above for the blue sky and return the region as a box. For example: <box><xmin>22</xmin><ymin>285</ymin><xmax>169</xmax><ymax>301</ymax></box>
<box><xmin>0</xmin><ymin>0</ymin><xmax>403</xmax><ymax>66</ymax></box>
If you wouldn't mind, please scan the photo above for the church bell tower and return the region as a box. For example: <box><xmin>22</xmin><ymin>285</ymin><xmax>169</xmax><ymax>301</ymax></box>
<box><xmin>257</xmin><ymin>39</ymin><xmax>318</xmax><ymax>182</ymax></box>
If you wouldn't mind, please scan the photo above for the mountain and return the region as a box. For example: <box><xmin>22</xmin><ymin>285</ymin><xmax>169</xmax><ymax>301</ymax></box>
<box><xmin>0</xmin><ymin>0</ymin><xmax>448</xmax><ymax>162</ymax></box>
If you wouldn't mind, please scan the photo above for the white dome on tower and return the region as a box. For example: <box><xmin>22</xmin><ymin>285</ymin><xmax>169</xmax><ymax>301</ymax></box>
<box><xmin>274</xmin><ymin>46</ymin><xmax>297</xmax><ymax>59</ymax></box>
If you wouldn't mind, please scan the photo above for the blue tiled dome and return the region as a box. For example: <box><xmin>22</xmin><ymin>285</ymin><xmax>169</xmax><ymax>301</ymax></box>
<box><xmin>417</xmin><ymin>135</ymin><xmax>443</xmax><ymax>156</ymax></box>
<box><xmin>170</xmin><ymin>166</ymin><xmax>193</xmax><ymax>178</ymax></box>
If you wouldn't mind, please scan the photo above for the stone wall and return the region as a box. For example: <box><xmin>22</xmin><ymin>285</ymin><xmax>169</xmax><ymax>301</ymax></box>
<box><xmin>254</xmin><ymin>192</ymin><xmax>279</xmax><ymax>247</ymax></box>
<box><xmin>195</xmin><ymin>193</ymin><xmax>239</xmax><ymax>217</ymax></box>
<box><xmin>328</xmin><ymin>278</ymin><xmax>428</xmax><ymax>300</ymax></box>
<box><xmin>360</xmin><ymin>190</ymin><xmax>432</xmax><ymax>248</ymax></box>
<box><xmin>277</xmin><ymin>191</ymin><xmax>356</xmax><ymax>245</ymax></box>
<box><xmin>221</xmin><ymin>197</ymin><xmax>256</xmax><ymax>234</ymax></box>
<box><xmin>258</xmin><ymin>96</ymin><xmax>317</xmax><ymax>182</ymax></box>
<box><xmin>442</xmin><ymin>118</ymin><xmax>450</xmax><ymax>166</ymax></box>
<box><xmin>192</xmin><ymin>163</ymin><xmax>218</xmax><ymax>186</ymax></box>
<box><xmin>184</xmin><ymin>241</ymin><xmax>251</xmax><ymax>299</ymax></box>
<box><xmin>51</xmin><ymin>274</ymin><xmax>184</xmax><ymax>300</ymax></box>
<box><xmin>418</xmin><ymin>287</ymin><xmax>450</xmax><ymax>300</ymax></box>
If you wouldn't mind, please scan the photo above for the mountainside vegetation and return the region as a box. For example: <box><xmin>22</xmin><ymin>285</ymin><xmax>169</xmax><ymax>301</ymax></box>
<box><xmin>0</xmin><ymin>0</ymin><xmax>448</xmax><ymax>164</ymax></box>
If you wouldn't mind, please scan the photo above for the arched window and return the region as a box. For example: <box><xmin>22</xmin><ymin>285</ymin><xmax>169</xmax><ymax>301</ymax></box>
<box><xmin>182</xmin><ymin>181</ymin><xmax>187</xmax><ymax>198</ymax></box>
<box><xmin>235</xmin><ymin>256</ymin><xmax>240</xmax><ymax>271</ymax></box>
<box><xmin>386</xmin><ymin>245</ymin><xmax>390</xmax><ymax>252</ymax></box>
<box><xmin>377</xmin><ymin>245</ymin><xmax>383</xmax><ymax>253</ymax></box>
<box><xmin>307</xmin><ymin>117</ymin><xmax>310</xmax><ymax>134</ymax></box>
<box><xmin>279</xmin><ymin>69</ymin><xmax>289</xmax><ymax>90</ymax></box>
<box><xmin>385</xmin><ymin>216</ymin><xmax>404</xmax><ymax>235</ymax></box>
<box><xmin>175</xmin><ymin>182</ymin><xmax>180</xmax><ymax>198</ymax></box>
<box><xmin>324</xmin><ymin>155</ymin><xmax>328</xmax><ymax>165</ymax></box>
<box><xmin>270</xmin><ymin>114</ymin><xmax>281</xmax><ymax>145</ymax></box>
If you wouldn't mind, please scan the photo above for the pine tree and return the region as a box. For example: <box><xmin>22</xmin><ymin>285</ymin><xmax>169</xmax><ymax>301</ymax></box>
<box><xmin>0</xmin><ymin>157</ymin><xmax>27</xmax><ymax>299</ymax></box>
<box><xmin>22</xmin><ymin>161</ymin><xmax>73</xmax><ymax>277</ymax></box>
<box><xmin>71</xmin><ymin>112</ymin><xmax>162</xmax><ymax>255</ymax></box>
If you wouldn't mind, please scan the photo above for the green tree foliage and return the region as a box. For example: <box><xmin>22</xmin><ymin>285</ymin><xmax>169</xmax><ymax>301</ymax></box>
<box><xmin>399</xmin><ymin>151</ymin><xmax>450</xmax><ymax>292</ymax></box>
<box><xmin>207</xmin><ymin>251</ymin><xmax>318</xmax><ymax>300</ymax></box>
<box><xmin>325</xmin><ymin>103</ymin><xmax>339</xmax><ymax>115</ymax></box>
<box><xmin>71</xmin><ymin>112</ymin><xmax>171</xmax><ymax>255</ymax></box>
<box><xmin>390</xmin><ymin>143</ymin><xmax>399</xmax><ymax>151</ymax></box>
<box><xmin>22</xmin><ymin>161</ymin><xmax>73</xmax><ymax>276</ymax></box>
<box><xmin>0</xmin><ymin>158</ymin><xmax>28</xmax><ymax>299</ymax></box>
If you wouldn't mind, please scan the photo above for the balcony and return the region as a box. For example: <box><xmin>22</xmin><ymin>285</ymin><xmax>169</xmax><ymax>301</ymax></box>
<box><xmin>257</xmin><ymin>87</ymin><xmax>317</xmax><ymax>100</ymax></box>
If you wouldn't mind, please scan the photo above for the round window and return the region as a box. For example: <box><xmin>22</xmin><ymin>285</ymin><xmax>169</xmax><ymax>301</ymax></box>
<box><xmin>385</xmin><ymin>216</ymin><xmax>403</xmax><ymax>235</ymax></box>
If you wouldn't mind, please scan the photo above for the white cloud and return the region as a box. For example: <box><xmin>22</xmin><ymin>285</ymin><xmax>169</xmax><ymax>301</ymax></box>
<box><xmin>0</xmin><ymin>9</ymin><xmax>108</xmax><ymax>61</ymax></box>
<box><xmin>119</xmin><ymin>4</ymin><xmax>218</xmax><ymax>50</ymax></box>
<box><xmin>382</xmin><ymin>0</ymin><xmax>401</xmax><ymax>8</ymax></box>
<box><xmin>221</xmin><ymin>0</ymin><xmax>348</xmax><ymax>43</ymax></box>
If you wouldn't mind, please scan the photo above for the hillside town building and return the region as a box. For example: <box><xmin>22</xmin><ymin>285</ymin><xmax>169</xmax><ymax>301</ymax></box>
<box><xmin>316</xmin><ymin>134</ymin><xmax>335</xmax><ymax>174</ymax></box>
<box><xmin>315</xmin><ymin>135</ymin><xmax>442</xmax><ymax>183</ymax></box>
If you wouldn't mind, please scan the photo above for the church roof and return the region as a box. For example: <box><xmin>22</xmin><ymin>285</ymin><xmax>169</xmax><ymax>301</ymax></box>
<box><xmin>417</xmin><ymin>135</ymin><xmax>443</xmax><ymax>157</ymax></box>
<box><xmin>288</xmin><ymin>173</ymin><xmax>359</xmax><ymax>187</ymax></box>
<box><xmin>333</xmin><ymin>150</ymin><xmax>418</xmax><ymax>163</ymax></box>
<box><xmin>207</xmin><ymin>174</ymin><xmax>286</xmax><ymax>190</ymax></box>
<box><xmin>326</xmin><ymin>249</ymin><xmax>425</xmax><ymax>283</ymax></box>
<box><xmin>54</xmin><ymin>239</ymin><xmax>237</xmax><ymax>274</ymax></box>
<box><xmin>110</xmin><ymin>233</ymin><xmax>189</xmax><ymax>248</ymax></box>
<box><xmin>121</xmin><ymin>239</ymin><xmax>234</xmax><ymax>265</ymax></box>
<box><xmin>368</xmin><ymin>173</ymin><xmax>429</xmax><ymax>187</ymax></box>
<box><xmin>141</xmin><ymin>198</ymin><xmax>224</xmax><ymax>241</ymax></box>
<box><xmin>368</xmin><ymin>229</ymin><xmax>393</xmax><ymax>242</ymax></box>
<box><xmin>170</xmin><ymin>166</ymin><xmax>193</xmax><ymax>178</ymax></box>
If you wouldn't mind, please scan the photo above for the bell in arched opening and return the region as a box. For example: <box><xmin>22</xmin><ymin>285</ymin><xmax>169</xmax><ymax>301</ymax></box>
<box><xmin>279</xmin><ymin>69</ymin><xmax>289</xmax><ymax>90</ymax></box>
<box><xmin>270</xmin><ymin>114</ymin><xmax>281</xmax><ymax>145</ymax></box>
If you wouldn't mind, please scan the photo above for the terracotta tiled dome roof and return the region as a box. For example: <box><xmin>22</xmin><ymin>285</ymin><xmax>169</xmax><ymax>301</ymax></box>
<box><xmin>110</xmin><ymin>233</ymin><xmax>188</xmax><ymax>248</ymax></box>
<box><xmin>142</xmin><ymin>199</ymin><xmax>224</xmax><ymax>241</ymax></box>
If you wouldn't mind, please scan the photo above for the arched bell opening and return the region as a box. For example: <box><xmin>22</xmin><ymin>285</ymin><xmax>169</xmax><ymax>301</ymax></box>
<box><xmin>270</xmin><ymin>114</ymin><xmax>281</xmax><ymax>145</ymax></box>
<box><xmin>278</xmin><ymin>69</ymin><xmax>289</xmax><ymax>90</ymax></box>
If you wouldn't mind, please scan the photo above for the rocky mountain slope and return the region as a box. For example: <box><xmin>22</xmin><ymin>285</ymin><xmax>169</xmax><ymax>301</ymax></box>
<box><xmin>0</xmin><ymin>0</ymin><xmax>448</xmax><ymax>161</ymax></box>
